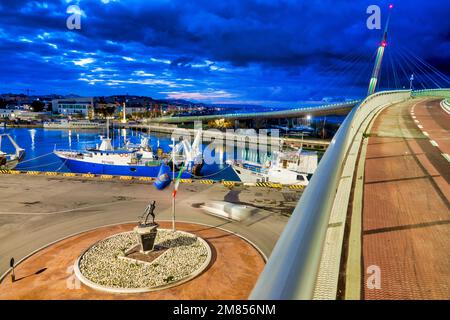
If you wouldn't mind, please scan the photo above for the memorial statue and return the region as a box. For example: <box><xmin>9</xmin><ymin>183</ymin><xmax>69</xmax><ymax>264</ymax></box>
<box><xmin>135</xmin><ymin>200</ymin><xmax>159</xmax><ymax>252</ymax></box>
<box><xmin>139</xmin><ymin>200</ymin><xmax>156</xmax><ymax>226</ymax></box>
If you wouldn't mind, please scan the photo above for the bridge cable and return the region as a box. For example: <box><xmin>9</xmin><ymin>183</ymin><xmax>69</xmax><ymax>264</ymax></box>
<box><xmin>395</xmin><ymin>49</ymin><xmax>426</xmax><ymax>89</ymax></box>
<box><xmin>397</xmin><ymin>48</ymin><xmax>442</xmax><ymax>88</ymax></box>
<box><xmin>400</xmin><ymin>45</ymin><xmax>449</xmax><ymax>84</ymax></box>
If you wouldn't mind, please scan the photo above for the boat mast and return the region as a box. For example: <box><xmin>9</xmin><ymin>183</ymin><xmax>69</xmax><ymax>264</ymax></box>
<box><xmin>106</xmin><ymin>117</ymin><xmax>110</xmax><ymax>140</ymax></box>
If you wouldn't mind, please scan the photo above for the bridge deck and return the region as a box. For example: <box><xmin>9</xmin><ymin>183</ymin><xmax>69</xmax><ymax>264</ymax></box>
<box><xmin>361</xmin><ymin>98</ymin><xmax>450</xmax><ymax>299</ymax></box>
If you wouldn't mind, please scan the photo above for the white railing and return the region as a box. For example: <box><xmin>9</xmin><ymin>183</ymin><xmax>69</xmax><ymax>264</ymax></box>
<box><xmin>149</xmin><ymin>101</ymin><xmax>360</xmax><ymax>123</ymax></box>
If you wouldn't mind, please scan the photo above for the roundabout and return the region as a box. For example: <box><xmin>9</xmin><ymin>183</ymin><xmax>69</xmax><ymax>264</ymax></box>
<box><xmin>75</xmin><ymin>229</ymin><xmax>212</xmax><ymax>293</ymax></box>
<box><xmin>0</xmin><ymin>221</ymin><xmax>265</xmax><ymax>299</ymax></box>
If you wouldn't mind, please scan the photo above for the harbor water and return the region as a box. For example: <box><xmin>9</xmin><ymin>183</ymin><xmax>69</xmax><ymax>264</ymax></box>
<box><xmin>0</xmin><ymin>126</ymin><xmax>289</xmax><ymax>181</ymax></box>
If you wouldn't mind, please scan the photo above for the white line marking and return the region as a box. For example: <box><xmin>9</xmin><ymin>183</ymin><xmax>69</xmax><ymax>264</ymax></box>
<box><xmin>423</xmin><ymin>131</ymin><xmax>429</xmax><ymax>136</ymax></box>
<box><xmin>418</xmin><ymin>125</ymin><xmax>423</xmax><ymax>129</ymax></box>
<box><xmin>430</xmin><ymin>140</ymin><xmax>439</xmax><ymax>147</ymax></box>
<box><xmin>414</xmin><ymin>120</ymin><xmax>420</xmax><ymax>123</ymax></box>
<box><xmin>442</xmin><ymin>153</ymin><xmax>450</xmax><ymax>162</ymax></box>
<box><xmin>440</xmin><ymin>100</ymin><xmax>450</xmax><ymax>115</ymax></box>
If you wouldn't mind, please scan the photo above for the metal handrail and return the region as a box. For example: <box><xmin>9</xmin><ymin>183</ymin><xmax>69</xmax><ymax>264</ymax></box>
<box><xmin>250</xmin><ymin>89</ymin><xmax>415</xmax><ymax>300</ymax></box>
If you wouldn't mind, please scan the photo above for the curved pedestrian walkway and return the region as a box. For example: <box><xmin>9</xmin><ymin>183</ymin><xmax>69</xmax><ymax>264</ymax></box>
<box><xmin>358</xmin><ymin>98</ymin><xmax>450</xmax><ymax>299</ymax></box>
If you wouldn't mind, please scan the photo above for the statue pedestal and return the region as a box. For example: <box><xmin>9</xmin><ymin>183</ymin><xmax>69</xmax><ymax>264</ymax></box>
<box><xmin>134</xmin><ymin>223</ymin><xmax>159</xmax><ymax>253</ymax></box>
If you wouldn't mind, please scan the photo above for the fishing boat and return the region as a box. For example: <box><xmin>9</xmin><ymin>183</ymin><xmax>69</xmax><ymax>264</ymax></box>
<box><xmin>53</xmin><ymin>119</ymin><xmax>191</xmax><ymax>178</ymax></box>
<box><xmin>53</xmin><ymin>137</ymin><xmax>175</xmax><ymax>177</ymax></box>
<box><xmin>228</xmin><ymin>149</ymin><xmax>317</xmax><ymax>185</ymax></box>
<box><xmin>43</xmin><ymin>119</ymin><xmax>104</xmax><ymax>129</ymax></box>
<box><xmin>0</xmin><ymin>133</ymin><xmax>26</xmax><ymax>169</ymax></box>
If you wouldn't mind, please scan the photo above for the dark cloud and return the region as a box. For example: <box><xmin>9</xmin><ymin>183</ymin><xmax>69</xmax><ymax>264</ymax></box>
<box><xmin>0</xmin><ymin>0</ymin><xmax>448</xmax><ymax>105</ymax></box>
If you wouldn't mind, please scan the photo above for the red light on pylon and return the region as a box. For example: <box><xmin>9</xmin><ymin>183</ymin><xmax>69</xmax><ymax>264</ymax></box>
<box><xmin>389</xmin><ymin>4</ymin><xmax>394</xmax><ymax>9</ymax></box>
<box><xmin>381</xmin><ymin>41</ymin><xmax>387</xmax><ymax>47</ymax></box>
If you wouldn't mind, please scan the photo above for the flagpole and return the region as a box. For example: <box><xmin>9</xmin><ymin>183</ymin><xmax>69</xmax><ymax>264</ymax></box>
<box><xmin>171</xmin><ymin>137</ymin><xmax>176</xmax><ymax>231</ymax></box>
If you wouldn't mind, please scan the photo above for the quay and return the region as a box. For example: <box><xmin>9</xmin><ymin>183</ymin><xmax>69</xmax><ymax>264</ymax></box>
<box><xmin>0</xmin><ymin>172</ymin><xmax>301</xmax><ymax>283</ymax></box>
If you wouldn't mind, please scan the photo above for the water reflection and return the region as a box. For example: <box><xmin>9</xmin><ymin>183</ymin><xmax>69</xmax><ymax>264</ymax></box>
<box><xmin>8</xmin><ymin>127</ymin><xmax>282</xmax><ymax>180</ymax></box>
<box><xmin>29</xmin><ymin>129</ymin><xmax>36</xmax><ymax>151</ymax></box>
<box><xmin>68</xmin><ymin>130</ymin><xmax>72</xmax><ymax>149</ymax></box>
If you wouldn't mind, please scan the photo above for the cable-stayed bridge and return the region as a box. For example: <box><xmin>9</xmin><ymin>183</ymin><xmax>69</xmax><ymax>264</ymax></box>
<box><xmin>249</xmin><ymin>5</ymin><xmax>450</xmax><ymax>300</ymax></box>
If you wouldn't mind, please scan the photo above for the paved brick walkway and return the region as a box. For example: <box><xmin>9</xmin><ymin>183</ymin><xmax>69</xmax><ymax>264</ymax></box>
<box><xmin>0</xmin><ymin>222</ymin><xmax>265</xmax><ymax>299</ymax></box>
<box><xmin>362</xmin><ymin>98</ymin><xmax>450</xmax><ymax>299</ymax></box>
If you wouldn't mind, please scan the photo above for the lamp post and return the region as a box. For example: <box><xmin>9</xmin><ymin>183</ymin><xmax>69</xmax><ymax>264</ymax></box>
<box><xmin>122</xmin><ymin>101</ymin><xmax>127</xmax><ymax>124</ymax></box>
<box><xmin>171</xmin><ymin>137</ymin><xmax>176</xmax><ymax>232</ymax></box>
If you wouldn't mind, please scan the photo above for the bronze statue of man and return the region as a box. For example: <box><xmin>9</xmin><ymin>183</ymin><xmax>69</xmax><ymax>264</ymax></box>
<box><xmin>140</xmin><ymin>200</ymin><xmax>156</xmax><ymax>226</ymax></box>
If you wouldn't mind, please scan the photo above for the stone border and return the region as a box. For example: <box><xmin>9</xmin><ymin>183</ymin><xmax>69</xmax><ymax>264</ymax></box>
<box><xmin>73</xmin><ymin>229</ymin><xmax>212</xmax><ymax>294</ymax></box>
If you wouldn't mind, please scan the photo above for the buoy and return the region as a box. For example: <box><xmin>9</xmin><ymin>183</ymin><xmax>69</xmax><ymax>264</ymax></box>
<box><xmin>154</xmin><ymin>164</ymin><xmax>172</xmax><ymax>190</ymax></box>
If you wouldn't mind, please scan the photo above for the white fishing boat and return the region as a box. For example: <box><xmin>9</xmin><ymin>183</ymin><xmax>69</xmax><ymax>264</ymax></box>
<box><xmin>0</xmin><ymin>133</ymin><xmax>26</xmax><ymax>169</ymax></box>
<box><xmin>228</xmin><ymin>149</ymin><xmax>317</xmax><ymax>185</ymax></box>
<box><xmin>53</xmin><ymin>119</ymin><xmax>192</xmax><ymax>178</ymax></box>
<box><xmin>53</xmin><ymin>118</ymin><xmax>170</xmax><ymax>177</ymax></box>
<box><xmin>53</xmin><ymin>134</ymin><xmax>171</xmax><ymax>177</ymax></box>
<box><xmin>43</xmin><ymin>119</ymin><xmax>104</xmax><ymax>129</ymax></box>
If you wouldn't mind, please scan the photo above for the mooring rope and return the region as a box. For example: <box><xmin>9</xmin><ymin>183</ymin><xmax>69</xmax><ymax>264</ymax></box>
<box><xmin>17</xmin><ymin>161</ymin><xmax>62</xmax><ymax>170</ymax></box>
<box><xmin>18</xmin><ymin>152</ymin><xmax>54</xmax><ymax>164</ymax></box>
<box><xmin>54</xmin><ymin>158</ymin><xmax>68</xmax><ymax>172</ymax></box>
<box><xmin>188</xmin><ymin>164</ymin><xmax>232</xmax><ymax>178</ymax></box>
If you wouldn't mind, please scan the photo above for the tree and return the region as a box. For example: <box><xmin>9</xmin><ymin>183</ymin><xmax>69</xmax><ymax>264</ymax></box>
<box><xmin>31</xmin><ymin>100</ymin><xmax>45</xmax><ymax>112</ymax></box>
<box><xmin>96</xmin><ymin>106</ymin><xmax>115</xmax><ymax>118</ymax></box>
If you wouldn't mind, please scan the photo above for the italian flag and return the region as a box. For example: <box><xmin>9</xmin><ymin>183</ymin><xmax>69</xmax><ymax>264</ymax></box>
<box><xmin>172</xmin><ymin>165</ymin><xmax>185</xmax><ymax>198</ymax></box>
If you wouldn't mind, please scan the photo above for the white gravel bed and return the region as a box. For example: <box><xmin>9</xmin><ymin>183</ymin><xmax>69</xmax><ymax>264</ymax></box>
<box><xmin>78</xmin><ymin>229</ymin><xmax>209</xmax><ymax>289</ymax></box>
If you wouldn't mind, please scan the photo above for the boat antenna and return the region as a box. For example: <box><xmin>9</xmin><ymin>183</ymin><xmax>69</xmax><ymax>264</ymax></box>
<box><xmin>106</xmin><ymin>117</ymin><xmax>110</xmax><ymax>140</ymax></box>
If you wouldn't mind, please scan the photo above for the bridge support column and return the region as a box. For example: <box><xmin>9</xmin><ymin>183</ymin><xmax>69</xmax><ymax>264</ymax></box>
<box><xmin>254</xmin><ymin>119</ymin><xmax>265</xmax><ymax>129</ymax></box>
<box><xmin>288</xmin><ymin>118</ymin><xmax>294</xmax><ymax>128</ymax></box>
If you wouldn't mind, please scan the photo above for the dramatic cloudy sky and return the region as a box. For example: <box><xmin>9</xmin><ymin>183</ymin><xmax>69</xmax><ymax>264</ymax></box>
<box><xmin>0</xmin><ymin>0</ymin><xmax>449</xmax><ymax>106</ymax></box>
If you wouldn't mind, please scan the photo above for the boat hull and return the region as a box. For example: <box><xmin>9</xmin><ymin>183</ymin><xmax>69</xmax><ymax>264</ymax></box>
<box><xmin>60</xmin><ymin>157</ymin><xmax>191</xmax><ymax>178</ymax></box>
<box><xmin>231</xmin><ymin>164</ymin><xmax>308</xmax><ymax>185</ymax></box>
<box><xmin>0</xmin><ymin>159</ymin><xmax>19</xmax><ymax>170</ymax></box>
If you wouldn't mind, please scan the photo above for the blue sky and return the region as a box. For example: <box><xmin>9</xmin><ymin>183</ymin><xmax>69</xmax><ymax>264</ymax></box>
<box><xmin>0</xmin><ymin>0</ymin><xmax>449</xmax><ymax>106</ymax></box>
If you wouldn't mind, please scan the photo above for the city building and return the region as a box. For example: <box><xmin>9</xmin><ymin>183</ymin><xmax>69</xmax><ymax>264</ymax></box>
<box><xmin>0</xmin><ymin>109</ymin><xmax>14</xmax><ymax>118</ymax></box>
<box><xmin>52</xmin><ymin>98</ymin><xmax>94</xmax><ymax>118</ymax></box>
<box><xmin>115</xmin><ymin>105</ymin><xmax>148</xmax><ymax>117</ymax></box>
